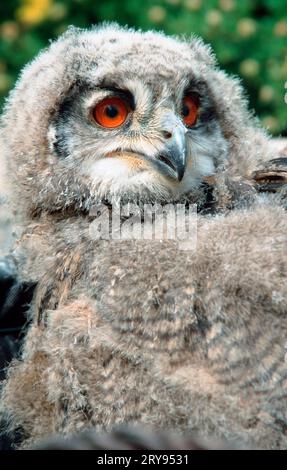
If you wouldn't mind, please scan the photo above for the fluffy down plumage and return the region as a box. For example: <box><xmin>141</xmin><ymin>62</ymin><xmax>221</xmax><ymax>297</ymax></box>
<box><xmin>0</xmin><ymin>24</ymin><xmax>287</xmax><ymax>449</ymax></box>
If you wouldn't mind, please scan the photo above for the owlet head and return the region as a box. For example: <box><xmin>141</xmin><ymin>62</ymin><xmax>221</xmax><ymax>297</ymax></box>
<box><xmin>1</xmin><ymin>23</ymin><xmax>258</xmax><ymax>216</ymax></box>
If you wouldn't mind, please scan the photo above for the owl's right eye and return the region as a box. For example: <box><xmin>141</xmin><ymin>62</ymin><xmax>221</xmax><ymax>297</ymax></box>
<box><xmin>93</xmin><ymin>97</ymin><xmax>130</xmax><ymax>128</ymax></box>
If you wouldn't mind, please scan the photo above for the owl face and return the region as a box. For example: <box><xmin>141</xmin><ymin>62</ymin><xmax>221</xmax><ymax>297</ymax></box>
<box><xmin>46</xmin><ymin>27</ymin><xmax>228</xmax><ymax>206</ymax></box>
<box><xmin>3</xmin><ymin>25</ymin><xmax>242</xmax><ymax>214</ymax></box>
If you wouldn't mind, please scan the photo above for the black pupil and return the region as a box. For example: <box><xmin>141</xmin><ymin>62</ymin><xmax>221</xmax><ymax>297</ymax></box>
<box><xmin>105</xmin><ymin>105</ymin><xmax>119</xmax><ymax>118</ymax></box>
<box><xmin>182</xmin><ymin>104</ymin><xmax>190</xmax><ymax>117</ymax></box>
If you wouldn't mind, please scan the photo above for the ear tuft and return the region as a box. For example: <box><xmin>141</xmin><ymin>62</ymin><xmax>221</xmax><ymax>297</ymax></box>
<box><xmin>189</xmin><ymin>36</ymin><xmax>217</xmax><ymax>67</ymax></box>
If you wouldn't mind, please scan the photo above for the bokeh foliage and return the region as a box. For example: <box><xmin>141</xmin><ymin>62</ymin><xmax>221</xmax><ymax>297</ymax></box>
<box><xmin>0</xmin><ymin>0</ymin><xmax>286</xmax><ymax>135</ymax></box>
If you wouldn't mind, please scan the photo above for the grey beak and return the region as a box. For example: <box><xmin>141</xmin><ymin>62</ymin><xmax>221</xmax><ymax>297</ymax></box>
<box><xmin>156</xmin><ymin>115</ymin><xmax>187</xmax><ymax>182</ymax></box>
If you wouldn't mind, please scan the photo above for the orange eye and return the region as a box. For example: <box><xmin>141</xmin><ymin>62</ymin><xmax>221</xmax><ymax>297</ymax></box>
<box><xmin>93</xmin><ymin>97</ymin><xmax>130</xmax><ymax>128</ymax></box>
<box><xmin>182</xmin><ymin>96</ymin><xmax>199</xmax><ymax>127</ymax></box>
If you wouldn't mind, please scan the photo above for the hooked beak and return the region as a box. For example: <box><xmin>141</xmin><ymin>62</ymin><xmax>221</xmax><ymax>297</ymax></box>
<box><xmin>105</xmin><ymin>113</ymin><xmax>187</xmax><ymax>182</ymax></box>
<box><xmin>155</xmin><ymin>114</ymin><xmax>187</xmax><ymax>182</ymax></box>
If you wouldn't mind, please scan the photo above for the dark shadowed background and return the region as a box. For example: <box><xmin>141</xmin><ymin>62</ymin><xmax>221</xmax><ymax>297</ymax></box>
<box><xmin>0</xmin><ymin>0</ymin><xmax>287</xmax><ymax>135</ymax></box>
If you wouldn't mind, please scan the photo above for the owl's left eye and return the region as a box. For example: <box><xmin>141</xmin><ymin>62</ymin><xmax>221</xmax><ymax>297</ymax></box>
<box><xmin>181</xmin><ymin>95</ymin><xmax>199</xmax><ymax>127</ymax></box>
<box><xmin>93</xmin><ymin>97</ymin><xmax>130</xmax><ymax>128</ymax></box>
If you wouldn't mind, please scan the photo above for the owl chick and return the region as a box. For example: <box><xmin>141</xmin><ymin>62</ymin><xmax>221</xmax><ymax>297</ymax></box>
<box><xmin>1</xmin><ymin>24</ymin><xmax>287</xmax><ymax>449</ymax></box>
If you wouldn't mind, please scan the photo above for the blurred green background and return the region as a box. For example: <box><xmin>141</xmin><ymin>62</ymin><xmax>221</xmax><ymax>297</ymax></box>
<box><xmin>0</xmin><ymin>0</ymin><xmax>286</xmax><ymax>135</ymax></box>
